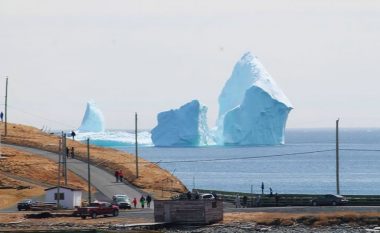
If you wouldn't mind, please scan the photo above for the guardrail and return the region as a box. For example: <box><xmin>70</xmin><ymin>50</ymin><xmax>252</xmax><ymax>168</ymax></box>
<box><xmin>194</xmin><ymin>189</ymin><xmax>380</xmax><ymax>207</ymax></box>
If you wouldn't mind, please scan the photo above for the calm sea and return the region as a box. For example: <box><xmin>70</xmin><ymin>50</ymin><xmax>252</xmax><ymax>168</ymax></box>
<box><xmin>114</xmin><ymin>128</ymin><xmax>380</xmax><ymax>195</ymax></box>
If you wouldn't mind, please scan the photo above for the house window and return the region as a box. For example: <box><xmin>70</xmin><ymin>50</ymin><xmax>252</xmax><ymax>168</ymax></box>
<box><xmin>54</xmin><ymin>192</ymin><xmax>65</xmax><ymax>200</ymax></box>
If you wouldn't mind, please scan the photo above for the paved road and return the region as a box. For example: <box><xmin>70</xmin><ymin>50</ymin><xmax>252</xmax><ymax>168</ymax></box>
<box><xmin>3</xmin><ymin>144</ymin><xmax>152</xmax><ymax>208</ymax></box>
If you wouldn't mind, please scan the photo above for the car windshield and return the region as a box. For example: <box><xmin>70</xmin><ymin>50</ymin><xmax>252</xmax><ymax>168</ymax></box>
<box><xmin>114</xmin><ymin>195</ymin><xmax>128</xmax><ymax>202</ymax></box>
<box><xmin>116</xmin><ymin>197</ymin><xmax>127</xmax><ymax>202</ymax></box>
<box><xmin>21</xmin><ymin>200</ymin><xmax>32</xmax><ymax>203</ymax></box>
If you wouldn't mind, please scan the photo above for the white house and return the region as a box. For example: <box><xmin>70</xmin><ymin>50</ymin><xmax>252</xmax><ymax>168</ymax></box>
<box><xmin>45</xmin><ymin>186</ymin><xmax>82</xmax><ymax>209</ymax></box>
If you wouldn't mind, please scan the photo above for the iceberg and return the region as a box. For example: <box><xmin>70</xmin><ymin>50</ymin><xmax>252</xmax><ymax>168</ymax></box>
<box><xmin>78</xmin><ymin>101</ymin><xmax>105</xmax><ymax>132</ymax></box>
<box><xmin>151</xmin><ymin>100</ymin><xmax>211</xmax><ymax>146</ymax></box>
<box><xmin>218</xmin><ymin>52</ymin><xmax>293</xmax><ymax>145</ymax></box>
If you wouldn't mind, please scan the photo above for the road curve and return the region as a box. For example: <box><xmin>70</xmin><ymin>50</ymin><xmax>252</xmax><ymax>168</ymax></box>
<box><xmin>3</xmin><ymin>144</ymin><xmax>152</xmax><ymax>207</ymax></box>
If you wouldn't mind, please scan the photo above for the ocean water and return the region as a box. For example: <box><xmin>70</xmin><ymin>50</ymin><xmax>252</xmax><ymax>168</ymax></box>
<box><xmin>84</xmin><ymin>128</ymin><xmax>380</xmax><ymax>195</ymax></box>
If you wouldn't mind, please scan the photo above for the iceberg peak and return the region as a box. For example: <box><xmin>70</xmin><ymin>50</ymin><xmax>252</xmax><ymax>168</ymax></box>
<box><xmin>78</xmin><ymin>101</ymin><xmax>105</xmax><ymax>133</ymax></box>
<box><xmin>217</xmin><ymin>52</ymin><xmax>293</xmax><ymax>145</ymax></box>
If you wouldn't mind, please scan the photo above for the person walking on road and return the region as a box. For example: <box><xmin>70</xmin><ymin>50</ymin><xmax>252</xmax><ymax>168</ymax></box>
<box><xmin>146</xmin><ymin>195</ymin><xmax>152</xmax><ymax>208</ymax></box>
<box><xmin>140</xmin><ymin>195</ymin><xmax>146</xmax><ymax>209</ymax></box>
<box><xmin>119</xmin><ymin>170</ymin><xmax>124</xmax><ymax>182</ymax></box>
<box><xmin>132</xmin><ymin>198</ymin><xmax>137</xmax><ymax>208</ymax></box>
<box><xmin>269</xmin><ymin>187</ymin><xmax>273</xmax><ymax>196</ymax></box>
<box><xmin>114</xmin><ymin>170</ymin><xmax>119</xmax><ymax>182</ymax></box>
<box><xmin>261</xmin><ymin>182</ymin><xmax>265</xmax><ymax>195</ymax></box>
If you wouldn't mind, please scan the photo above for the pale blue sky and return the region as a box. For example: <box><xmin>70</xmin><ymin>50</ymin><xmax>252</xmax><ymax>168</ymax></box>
<box><xmin>0</xmin><ymin>0</ymin><xmax>379</xmax><ymax>130</ymax></box>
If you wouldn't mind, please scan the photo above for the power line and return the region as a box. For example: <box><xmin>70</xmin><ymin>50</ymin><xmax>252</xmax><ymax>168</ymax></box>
<box><xmin>340</xmin><ymin>148</ymin><xmax>380</xmax><ymax>152</ymax></box>
<box><xmin>153</xmin><ymin>149</ymin><xmax>336</xmax><ymax>164</ymax></box>
<box><xmin>6</xmin><ymin>105</ymin><xmax>76</xmax><ymax>129</ymax></box>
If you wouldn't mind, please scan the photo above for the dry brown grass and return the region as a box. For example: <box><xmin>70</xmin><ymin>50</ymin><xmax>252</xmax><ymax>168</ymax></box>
<box><xmin>0</xmin><ymin>146</ymin><xmax>91</xmax><ymax>190</ymax></box>
<box><xmin>0</xmin><ymin>172</ymin><xmax>45</xmax><ymax>209</ymax></box>
<box><xmin>0</xmin><ymin>122</ymin><xmax>187</xmax><ymax>199</ymax></box>
<box><xmin>224</xmin><ymin>212</ymin><xmax>380</xmax><ymax>226</ymax></box>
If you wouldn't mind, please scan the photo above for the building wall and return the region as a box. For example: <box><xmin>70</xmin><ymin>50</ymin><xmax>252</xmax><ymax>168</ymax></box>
<box><xmin>45</xmin><ymin>188</ymin><xmax>81</xmax><ymax>209</ymax></box>
<box><xmin>154</xmin><ymin>200</ymin><xmax>223</xmax><ymax>224</ymax></box>
<box><xmin>73</xmin><ymin>191</ymin><xmax>82</xmax><ymax>207</ymax></box>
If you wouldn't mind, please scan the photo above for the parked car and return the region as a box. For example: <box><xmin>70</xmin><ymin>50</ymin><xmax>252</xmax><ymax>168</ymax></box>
<box><xmin>77</xmin><ymin>201</ymin><xmax>119</xmax><ymax>219</ymax></box>
<box><xmin>200</xmin><ymin>193</ymin><xmax>215</xmax><ymax>200</ymax></box>
<box><xmin>112</xmin><ymin>194</ymin><xmax>132</xmax><ymax>209</ymax></box>
<box><xmin>311</xmin><ymin>194</ymin><xmax>349</xmax><ymax>206</ymax></box>
<box><xmin>17</xmin><ymin>199</ymin><xmax>33</xmax><ymax>211</ymax></box>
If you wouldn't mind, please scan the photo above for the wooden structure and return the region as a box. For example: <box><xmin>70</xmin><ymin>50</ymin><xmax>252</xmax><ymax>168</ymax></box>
<box><xmin>154</xmin><ymin>199</ymin><xmax>223</xmax><ymax>224</ymax></box>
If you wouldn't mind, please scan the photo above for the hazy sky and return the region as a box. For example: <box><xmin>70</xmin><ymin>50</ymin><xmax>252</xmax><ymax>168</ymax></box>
<box><xmin>1</xmin><ymin>0</ymin><xmax>379</xmax><ymax>130</ymax></box>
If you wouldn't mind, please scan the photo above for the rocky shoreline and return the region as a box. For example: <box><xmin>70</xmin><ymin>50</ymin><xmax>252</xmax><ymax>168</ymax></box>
<box><xmin>2</xmin><ymin>221</ymin><xmax>380</xmax><ymax>233</ymax></box>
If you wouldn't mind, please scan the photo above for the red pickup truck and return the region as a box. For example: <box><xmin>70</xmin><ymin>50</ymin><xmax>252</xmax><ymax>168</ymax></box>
<box><xmin>77</xmin><ymin>201</ymin><xmax>119</xmax><ymax>219</ymax></box>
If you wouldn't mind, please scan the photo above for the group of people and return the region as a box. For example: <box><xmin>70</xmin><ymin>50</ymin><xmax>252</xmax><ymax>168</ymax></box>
<box><xmin>65</xmin><ymin>147</ymin><xmax>75</xmax><ymax>159</ymax></box>
<box><xmin>132</xmin><ymin>195</ymin><xmax>152</xmax><ymax>208</ymax></box>
<box><xmin>114</xmin><ymin>170</ymin><xmax>124</xmax><ymax>182</ymax></box>
<box><xmin>233</xmin><ymin>183</ymin><xmax>280</xmax><ymax>208</ymax></box>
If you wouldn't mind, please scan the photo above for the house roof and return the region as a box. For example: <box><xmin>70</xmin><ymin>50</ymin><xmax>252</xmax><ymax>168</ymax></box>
<box><xmin>44</xmin><ymin>186</ymin><xmax>82</xmax><ymax>191</ymax></box>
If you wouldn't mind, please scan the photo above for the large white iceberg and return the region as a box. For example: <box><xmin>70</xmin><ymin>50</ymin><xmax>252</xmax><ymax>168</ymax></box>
<box><xmin>151</xmin><ymin>100</ymin><xmax>210</xmax><ymax>146</ymax></box>
<box><xmin>218</xmin><ymin>52</ymin><xmax>293</xmax><ymax>145</ymax></box>
<box><xmin>78</xmin><ymin>101</ymin><xmax>105</xmax><ymax>132</ymax></box>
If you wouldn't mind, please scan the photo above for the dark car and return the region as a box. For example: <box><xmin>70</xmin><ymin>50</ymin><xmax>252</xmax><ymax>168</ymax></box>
<box><xmin>311</xmin><ymin>194</ymin><xmax>349</xmax><ymax>206</ymax></box>
<box><xmin>17</xmin><ymin>199</ymin><xmax>33</xmax><ymax>211</ymax></box>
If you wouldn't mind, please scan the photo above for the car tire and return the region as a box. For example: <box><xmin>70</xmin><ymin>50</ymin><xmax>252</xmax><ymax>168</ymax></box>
<box><xmin>81</xmin><ymin>215</ymin><xmax>86</xmax><ymax>219</ymax></box>
<box><xmin>332</xmin><ymin>201</ymin><xmax>337</xmax><ymax>206</ymax></box>
<box><xmin>312</xmin><ymin>201</ymin><xmax>317</xmax><ymax>206</ymax></box>
<box><xmin>113</xmin><ymin>209</ymin><xmax>119</xmax><ymax>217</ymax></box>
<box><xmin>91</xmin><ymin>212</ymin><xmax>97</xmax><ymax>219</ymax></box>
<box><xmin>17</xmin><ymin>208</ymin><xmax>22</xmax><ymax>211</ymax></box>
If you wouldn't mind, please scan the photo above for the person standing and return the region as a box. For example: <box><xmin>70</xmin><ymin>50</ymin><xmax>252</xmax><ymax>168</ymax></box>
<box><xmin>140</xmin><ymin>195</ymin><xmax>146</xmax><ymax>209</ymax></box>
<box><xmin>132</xmin><ymin>198</ymin><xmax>137</xmax><ymax>208</ymax></box>
<box><xmin>269</xmin><ymin>187</ymin><xmax>273</xmax><ymax>196</ymax></box>
<box><xmin>0</xmin><ymin>112</ymin><xmax>3</xmax><ymax>122</ymax></box>
<box><xmin>275</xmin><ymin>193</ymin><xmax>279</xmax><ymax>207</ymax></box>
<box><xmin>70</xmin><ymin>147</ymin><xmax>75</xmax><ymax>159</ymax></box>
<box><xmin>114</xmin><ymin>170</ymin><xmax>119</xmax><ymax>182</ymax></box>
<box><xmin>119</xmin><ymin>170</ymin><xmax>124</xmax><ymax>182</ymax></box>
<box><xmin>71</xmin><ymin>130</ymin><xmax>76</xmax><ymax>140</ymax></box>
<box><xmin>242</xmin><ymin>195</ymin><xmax>248</xmax><ymax>208</ymax></box>
<box><xmin>261</xmin><ymin>182</ymin><xmax>265</xmax><ymax>195</ymax></box>
<box><xmin>146</xmin><ymin>195</ymin><xmax>152</xmax><ymax>208</ymax></box>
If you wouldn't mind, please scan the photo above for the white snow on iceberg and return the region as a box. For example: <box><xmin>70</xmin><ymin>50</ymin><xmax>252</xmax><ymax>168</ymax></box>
<box><xmin>151</xmin><ymin>100</ymin><xmax>211</xmax><ymax>147</ymax></box>
<box><xmin>78</xmin><ymin>101</ymin><xmax>105</xmax><ymax>132</ymax></box>
<box><xmin>218</xmin><ymin>52</ymin><xmax>293</xmax><ymax>145</ymax></box>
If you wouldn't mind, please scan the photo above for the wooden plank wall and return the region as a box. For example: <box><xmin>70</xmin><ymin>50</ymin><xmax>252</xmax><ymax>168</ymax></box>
<box><xmin>154</xmin><ymin>200</ymin><xmax>223</xmax><ymax>224</ymax></box>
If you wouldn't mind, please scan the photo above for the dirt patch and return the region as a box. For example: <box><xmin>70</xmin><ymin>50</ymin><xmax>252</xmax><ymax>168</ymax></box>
<box><xmin>224</xmin><ymin>211</ymin><xmax>380</xmax><ymax>226</ymax></box>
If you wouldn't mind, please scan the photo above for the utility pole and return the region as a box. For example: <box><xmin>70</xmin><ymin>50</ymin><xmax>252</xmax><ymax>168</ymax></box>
<box><xmin>87</xmin><ymin>138</ymin><xmax>91</xmax><ymax>204</ymax></box>
<box><xmin>251</xmin><ymin>184</ymin><xmax>253</xmax><ymax>208</ymax></box>
<box><xmin>135</xmin><ymin>112</ymin><xmax>139</xmax><ymax>178</ymax></box>
<box><xmin>336</xmin><ymin>119</ymin><xmax>340</xmax><ymax>195</ymax></box>
<box><xmin>57</xmin><ymin>139</ymin><xmax>62</xmax><ymax>209</ymax></box>
<box><xmin>63</xmin><ymin>134</ymin><xmax>67</xmax><ymax>185</ymax></box>
<box><xmin>4</xmin><ymin>77</ymin><xmax>8</xmax><ymax>136</ymax></box>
